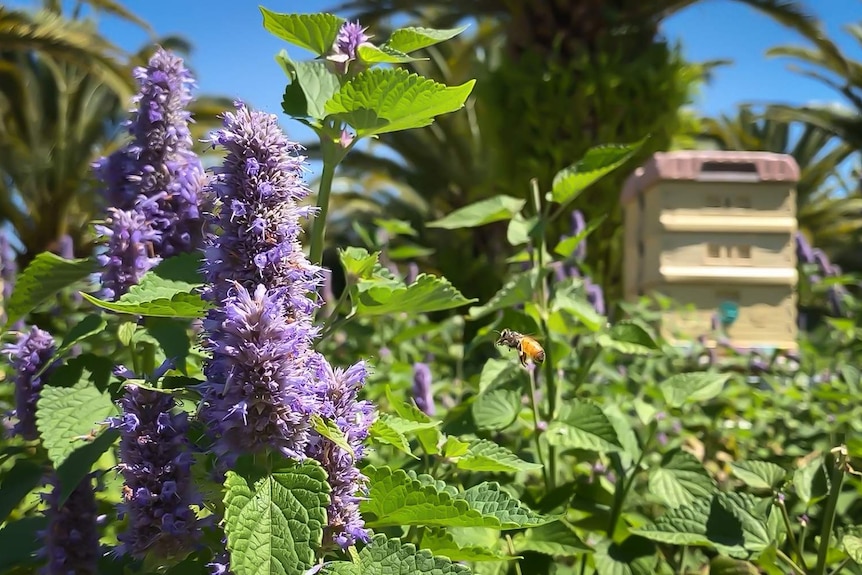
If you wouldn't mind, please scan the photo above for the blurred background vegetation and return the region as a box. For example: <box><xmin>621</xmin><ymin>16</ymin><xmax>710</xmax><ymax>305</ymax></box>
<box><xmin>0</xmin><ymin>0</ymin><xmax>859</xmax><ymax>316</ymax></box>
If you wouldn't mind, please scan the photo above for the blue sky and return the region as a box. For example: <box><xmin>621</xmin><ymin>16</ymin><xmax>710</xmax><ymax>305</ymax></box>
<box><xmin>10</xmin><ymin>0</ymin><xmax>860</xmax><ymax>148</ymax></box>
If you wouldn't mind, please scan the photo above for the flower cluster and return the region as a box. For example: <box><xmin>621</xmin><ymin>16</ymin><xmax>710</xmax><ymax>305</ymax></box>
<box><xmin>553</xmin><ymin>210</ymin><xmax>605</xmax><ymax>315</ymax></box>
<box><xmin>40</xmin><ymin>473</ymin><xmax>100</xmax><ymax>575</ymax></box>
<box><xmin>3</xmin><ymin>326</ymin><xmax>56</xmax><ymax>440</ymax></box>
<box><xmin>94</xmin><ymin>208</ymin><xmax>163</xmax><ymax>301</ymax></box>
<box><xmin>94</xmin><ymin>47</ymin><xmax>204</xmax><ymax>299</ymax></box>
<box><xmin>412</xmin><ymin>362</ymin><xmax>434</xmax><ymax>416</ymax></box>
<box><xmin>327</xmin><ymin>21</ymin><xmax>371</xmax><ymax>74</ymax></box>
<box><xmin>108</xmin><ymin>384</ymin><xmax>200</xmax><ymax>559</ymax></box>
<box><xmin>796</xmin><ymin>231</ymin><xmax>847</xmax><ymax>316</ymax></box>
<box><xmin>198</xmin><ymin>102</ymin><xmax>373</xmax><ymax>549</ymax></box>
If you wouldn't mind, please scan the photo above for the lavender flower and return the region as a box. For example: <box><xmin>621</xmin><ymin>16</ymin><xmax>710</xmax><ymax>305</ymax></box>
<box><xmin>94</xmin><ymin>208</ymin><xmax>162</xmax><ymax>300</ymax></box>
<box><xmin>795</xmin><ymin>231</ymin><xmax>815</xmax><ymax>264</ymax></box>
<box><xmin>412</xmin><ymin>362</ymin><xmax>434</xmax><ymax>416</ymax></box>
<box><xmin>0</xmin><ymin>233</ymin><xmax>16</xmax><ymax>322</ymax></box>
<box><xmin>570</xmin><ymin>210</ymin><xmax>587</xmax><ymax>261</ymax></box>
<box><xmin>107</xmin><ymin>384</ymin><xmax>200</xmax><ymax>559</ymax></box>
<box><xmin>327</xmin><ymin>21</ymin><xmax>371</xmax><ymax>73</ymax></box>
<box><xmin>199</xmin><ymin>103</ymin><xmax>323</xmax><ymax>463</ymax></box>
<box><xmin>94</xmin><ymin>47</ymin><xmax>204</xmax><ymax>296</ymax></box>
<box><xmin>2</xmin><ymin>326</ymin><xmax>56</xmax><ymax>440</ymax></box>
<box><xmin>40</xmin><ymin>473</ymin><xmax>100</xmax><ymax>575</ymax></box>
<box><xmin>306</xmin><ymin>357</ymin><xmax>374</xmax><ymax>549</ymax></box>
<box><xmin>585</xmin><ymin>277</ymin><xmax>605</xmax><ymax>316</ymax></box>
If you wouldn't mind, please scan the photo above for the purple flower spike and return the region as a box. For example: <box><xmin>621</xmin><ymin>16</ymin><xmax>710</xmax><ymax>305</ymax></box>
<box><xmin>94</xmin><ymin>47</ymin><xmax>204</xmax><ymax>297</ymax></box>
<box><xmin>795</xmin><ymin>231</ymin><xmax>815</xmax><ymax>265</ymax></box>
<box><xmin>570</xmin><ymin>210</ymin><xmax>587</xmax><ymax>261</ymax></box>
<box><xmin>585</xmin><ymin>277</ymin><xmax>605</xmax><ymax>316</ymax></box>
<box><xmin>3</xmin><ymin>326</ymin><xmax>56</xmax><ymax>440</ymax></box>
<box><xmin>412</xmin><ymin>362</ymin><xmax>434</xmax><ymax>416</ymax></box>
<box><xmin>328</xmin><ymin>21</ymin><xmax>371</xmax><ymax>73</ymax></box>
<box><xmin>95</xmin><ymin>208</ymin><xmax>162</xmax><ymax>300</ymax></box>
<box><xmin>107</xmin><ymin>384</ymin><xmax>200</xmax><ymax>559</ymax></box>
<box><xmin>306</xmin><ymin>356</ymin><xmax>374</xmax><ymax>549</ymax></box>
<box><xmin>40</xmin><ymin>473</ymin><xmax>100</xmax><ymax>575</ymax></box>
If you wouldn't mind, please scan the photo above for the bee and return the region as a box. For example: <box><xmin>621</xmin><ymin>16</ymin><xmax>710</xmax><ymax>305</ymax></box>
<box><xmin>495</xmin><ymin>328</ymin><xmax>545</xmax><ymax>367</ymax></box>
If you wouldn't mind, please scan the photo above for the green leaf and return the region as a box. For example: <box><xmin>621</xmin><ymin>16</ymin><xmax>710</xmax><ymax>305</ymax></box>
<box><xmin>260</xmin><ymin>8</ymin><xmax>343</xmax><ymax>55</ymax></box>
<box><xmin>361</xmin><ymin>466</ymin><xmax>553</xmax><ymax>529</ymax></box>
<box><xmin>421</xmin><ymin>528</ymin><xmax>508</xmax><ymax>561</ymax></box>
<box><xmin>0</xmin><ymin>516</ymin><xmax>46</xmax><ymax>572</ymax></box>
<box><xmin>387</xmin><ymin>244</ymin><xmax>436</xmax><ymax>260</ymax></box>
<box><xmin>33</xmin><ymin>315</ymin><xmax>107</xmax><ymax>379</ymax></box>
<box><xmin>709</xmin><ymin>556</ymin><xmax>760</xmax><ymax>575</ymax></box>
<box><xmin>593</xmin><ymin>536</ymin><xmax>657</xmax><ymax>575</ymax></box>
<box><xmin>631</xmin><ymin>493</ymin><xmax>770</xmax><ymax>558</ymax></box>
<box><xmin>370</xmin><ymin>415</ymin><xmax>417</xmax><ymax>458</ymax></box>
<box><xmin>149</xmin><ymin>252</ymin><xmax>205</xmax><ymax>285</ymax></box>
<box><xmin>54</xmin><ymin>428</ymin><xmax>119</xmax><ymax>506</ymax></box>
<box><xmin>4</xmin><ymin>253</ymin><xmax>95</xmax><ymax>329</ymax></box>
<box><xmin>441</xmin><ymin>436</ymin><xmax>471</xmax><ymax>458</ymax></box>
<box><xmin>310</xmin><ymin>414</ymin><xmax>354</xmax><ymax>456</ymax></box>
<box><xmin>506</xmin><ymin>214</ymin><xmax>537</xmax><ymax>247</ymax></box>
<box><xmin>385</xmin><ymin>25</ymin><xmax>469</xmax><ymax>54</ymax></box>
<box><xmin>321</xmin><ymin>533</ymin><xmax>473</xmax><ymax>575</ymax></box>
<box><xmin>793</xmin><ymin>455</ymin><xmax>830</xmax><ymax>507</ymax></box>
<box><xmin>224</xmin><ymin>460</ymin><xmax>330</xmax><ymax>575</ymax></box>
<box><xmin>472</xmin><ymin>360</ymin><xmax>523</xmax><ymax>431</ymax></box>
<box><xmin>512</xmin><ymin>521</ymin><xmax>591</xmax><ymax>557</ymax></box>
<box><xmin>325</xmin><ymin>68</ymin><xmax>475</xmax><ymax>138</ymax></box>
<box><xmin>545</xmin><ymin>400</ymin><xmax>621</xmax><ymax>453</ymax></box>
<box><xmin>80</xmin><ymin>291</ymin><xmax>209</xmax><ymax>318</ymax></box>
<box><xmin>355</xmin><ymin>274</ymin><xmax>476</xmax><ymax>315</ymax></box>
<box><xmin>145</xmin><ymin>318</ymin><xmax>191</xmax><ymax>372</ymax></box>
<box><xmin>842</xmin><ymin>535</ymin><xmax>862</xmax><ymax>564</ymax></box>
<box><xmin>277</xmin><ymin>51</ymin><xmax>342</xmax><ymax>121</ymax></box>
<box><xmin>730</xmin><ymin>461</ymin><xmax>787</xmax><ymax>491</ymax></box>
<box><xmin>553</xmin><ymin>292</ymin><xmax>604</xmax><ymax>332</ymax></box>
<box><xmin>36</xmin><ymin>374</ymin><xmax>117</xmax><ymax>469</ymax></box>
<box><xmin>456</xmin><ymin>440</ymin><xmax>542</xmax><ymax>473</ymax></box>
<box><xmin>660</xmin><ymin>372</ymin><xmax>730</xmax><ymax>408</ymax></box>
<box><xmin>384</xmin><ymin>387</ymin><xmax>442</xmax><ymax>455</ymax></box>
<box><xmin>357</xmin><ymin>44</ymin><xmax>420</xmax><ymax>64</ymax></box>
<box><xmin>597</xmin><ymin>321</ymin><xmax>658</xmax><ymax>356</ymax></box>
<box><xmin>0</xmin><ymin>460</ymin><xmax>43</xmax><ymax>523</ymax></box>
<box><xmin>468</xmin><ymin>270</ymin><xmax>537</xmax><ymax>320</ymax></box>
<box><xmin>554</xmin><ymin>214</ymin><xmax>607</xmax><ymax>258</ymax></box>
<box><xmin>549</xmin><ymin>140</ymin><xmax>645</xmax><ymax>205</ymax></box>
<box><xmin>648</xmin><ymin>450</ymin><xmax>716</xmax><ymax>509</ymax></box>
<box><xmin>340</xmin><ymin>247</ymin><xmax>380</xmax><ymax>280</ymax></box>
<box><xmin>427</xmin><ymin>195</ymin><xmax>526</xmax><ymax>230</ymax></box>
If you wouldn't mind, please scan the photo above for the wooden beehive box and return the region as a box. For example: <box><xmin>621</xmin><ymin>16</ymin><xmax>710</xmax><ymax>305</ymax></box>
<box><xmin>620</xmin><ymin>151</ymin><xmax>800</xmax><ymax>350</ymax></box>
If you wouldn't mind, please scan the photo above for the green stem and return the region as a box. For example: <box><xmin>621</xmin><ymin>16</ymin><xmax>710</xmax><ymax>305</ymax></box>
<box><xmin>815</xmin><ymin>447</ymin><xmax>847</xmax><ymax>575</ymax></box>
<box><xmin>527</xmin><ymin>366</ymin><xmax>549</xmax><ymax>489</ymax></box>
<box><xmin>776</xmin><ymin>548</ymin><xmax>807</xmax><ymax>575</ymax></box>
<box><xmin>677</xmin><ymin>546</ymin><xmax>686</xmax><ymax>575</ymax></box>
<box><xmin>505</xmin><ymin>535</ymin><xmax>523</xmax><ymax>575</ymax></box>
<box><xmin>778</xmin><ymin>498</ymin><xmax>806</xmax><ymax>570</ymax></box>
<box><xmin>309</xmin><ymin>137</ymin><xmax>345</xmax><ymax>265</ymax></box>
<box><xmin>828</xmin><ymin>557</ymin><xmax>851</xmax><ymax>575</ymax></box>
<box><xmin>607</xmin><ymin>424</ymin><xmax>655</xmax><ymax>536</ymax></box>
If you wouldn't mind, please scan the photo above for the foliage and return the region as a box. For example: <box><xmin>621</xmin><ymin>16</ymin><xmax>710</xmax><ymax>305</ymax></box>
<box><xmin>1</xmin><ymin>4</ymin><xmax>861</xmax><ymax>575</ymax></box>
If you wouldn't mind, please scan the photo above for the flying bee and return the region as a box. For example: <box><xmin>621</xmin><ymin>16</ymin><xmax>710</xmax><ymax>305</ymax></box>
<box><xmin>495</xmin><ymin>328</ymin><xmax>545</xmax><ymax>367</ymax></box>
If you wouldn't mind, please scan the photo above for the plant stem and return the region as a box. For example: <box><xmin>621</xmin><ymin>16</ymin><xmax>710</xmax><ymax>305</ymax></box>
<box><xmin>776</xmin><ymin>548</ymin><xmax>807</xmax><ymax>575</ymax></box>
<box><xmin>828</xmin><ymin>557</ymin><xmax>851</xmax><ymax>575</ymax></box>
<box><xmin>309</xmin><ymin>137</ymin><xmax>345</xmax><ymax>266</ymax></box>
<box><xmin>778</xmin><ymin>498</ymin><xmax>806</xmax><ymax>570</ymax></box>
<box><xmin>677</xmin><ymin>546</ymin><xmax>686</xmax><ymax>575</ymax></box>
<box><xmin>505</xmin><ymin>535</ymin><xmax>523</xmax><ymax>575</ymax></box>
<box><xmin>607</xmin><ymin>425</ymin><xmax>655</xmax><ymax>536</ymax></box>
<box><xmin>815</xmin><ymin>446</ymin><xmax>848</xmax><ymax>575</ymax></box>
<box><xmin>527</xmin><ymin>366</ymin><xmax>550</xmax><ymax>489</ymax></box>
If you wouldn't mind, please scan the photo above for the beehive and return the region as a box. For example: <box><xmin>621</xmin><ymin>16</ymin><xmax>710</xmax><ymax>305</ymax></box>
<box><xmin>620</xmin><ymin>151</ymin><xmax>800</xmax><ymax>350</ymax></box>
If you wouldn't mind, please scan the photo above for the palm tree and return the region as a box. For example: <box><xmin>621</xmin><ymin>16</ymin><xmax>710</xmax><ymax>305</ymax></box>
<box><xmin>0</xmin><ymin>2</ymin><xmax>232</xmax><ymax>266</ymax></box>
<box><xmin>698</xmin><ymin>106</ymin><xmax>861</xmax><ymax>253</ymax></box>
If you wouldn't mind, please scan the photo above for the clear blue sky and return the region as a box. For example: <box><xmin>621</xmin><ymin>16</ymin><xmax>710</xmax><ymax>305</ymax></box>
<box><xmin>9</xmin><ymin>0</ymin><xmax>862</xmax><ymax>146</ymax></box>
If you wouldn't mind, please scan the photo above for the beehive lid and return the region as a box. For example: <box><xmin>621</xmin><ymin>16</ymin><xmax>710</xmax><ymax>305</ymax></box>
<box><xmin>620</xmin><ymin>151</ymin><xmax>800</xmax><ymax>205</ymax></box>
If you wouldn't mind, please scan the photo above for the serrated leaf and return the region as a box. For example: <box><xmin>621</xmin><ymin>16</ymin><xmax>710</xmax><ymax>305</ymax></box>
<box><xmin>441</xmin><ymin>436</ymin><xmax>470</xmax><ymax>458</ymax></box>
<box><xmin>648</xmin><ymin>450</ymin><xmax>716</xmax><ymax>509</ymax></box>
<box><xmin>357</xmin><ymin>43</ymin><xmax>421</xmax><ymax>63</ymax></box>
<box><xmin>33</xmin><ymin>314</ymin><xmax>106</xmax><ymax>379</ymax></box>
<box><xmin>553</xmin><ymin>292</ymin><xmax>604</xmax><ymax>332</ymax></box>
<box><xmin>456</xmin><ymin>440</ymin><xmax>542</xmax><ymax>473</ymax></box>
<box><xmin>597</xmin><ymin>321</ymin><xmax>658</xmax><ymax>356</ymax></box>
<box><xmin>730</xmin><ymin>461</ymin><xmax>787</xmax><ymax>491</ymax></box>
<box><xmin>36</xmin><ymin>375</ymin><xmax>117</xmax><ymax>469</ymax></box>
<box><xmin>794</xmin><ymin>455</ymin><xmax>830</xmax><ymax>506</ymax></box>
<box><xmin>549</xmin><ymin>140</ymin><xmax>645</xmax><ymax>205</ymax></box>
<box><xmin>80</xmin><ymin>291</ymin><xmax>209</xmax><ymax>318</ymax></box>
<box><xmin>593</xmin><ymin>536</ymin><xmax>657</xmax><ymax>575</ymax></box>
<box><xmin>468</xmin><ymin>270</ymin><xmax>537</xmax><ymax>320</ymax></box>
<box><xmin>54</xmin><ymin>428</ymin><xmax>119</xmax><ymax>506</ymax></box>
<box><xmin>472</xmin><ymin>386</ymin><xmax>520</xmax><ymax>432</ymax></box>
<box><xmin>0</xmin><ymin>460</ymin><xmax>43</xmax><ymax>523</ymax></box>
<box><xmin>355</xmin><ymin>273</ymin><xmax>475</xmax><ymax>315</ymax></box>
<box><xmin>311</xmin><ymin>414</ymin><xmax>354</xmax><ymax>456</ymax></box>
<box><xmin>512</xmin><ymin>521</ymin><xmax>591</xmax><ymax>557</ymax></box>
<box><xmin>842</xmin><ymin>535</ymin><xmax>862</xmax><ymax>563</ymax></box>
<box><xmin>325</xmin><ymin>68</ymin><xmax>475</xmax><ymax>138</ymax></box>
<box><xmin>321</xmin><ymin>533</ymin><xmax>473</xmax><ymax>575</ymax></box>
<box><xmin>384</xmin><ymin>387</ymin><xmax>441</xmax><ymax>455</ymax></box>
<box><xmin>421</xmin><ymin>528</ymin><xmax>507</xmax><ymax>562</ymax></box>
<box><xmin>362</xmin><ymin>466</ymin><xmax>553</xmax><ymax>529</ymax></box>
<box><xmin>340</xmin><ymin>247</ymin><xmax>380</xmax><ymax>280</ymax></box>
<box><xmin>224</xmin><ymin>461</ymin><xmax>330</xmax><ymax>575</ymax></box>
<box><xmin>385</xmin><ymin>25</ymin><xmax>469</xmax><ymax>54</ymax></box>
<box><xmin>660</xmin><ymin>372</ymin><xmax>730</xmax><ymax>408</ymax></box>
<box><xmin>631</xmin><ymin>493</ymin><xmax>770</xmax><ymax>558</ymax></box>
<box><xmin>277</xmin><ymin>51</ymin><xmax>342</xmax><ymax>120</ymax></box>
<box><xmin>545</xmin><ymin>400</ymin><xmax>621</xmax><ymax>453</ymax></box>
<box><xmin>370</xmin><ymin>415</ymin><xmax>416</xmax><ymax>458</ymax></box>
<box><xmin>554</xmin><ymin>215</ymin><xmax>607</xmax><ymax>258</ymax></box>
<box><xmin>427</xmin><ymin>195</ymin><xmax>526</xmax><ymax>230</ymax></box>
<box><xmin>260</xmin><ymin>8</ymin><xmax>344</xmax><ymax>55</ymax></box>
<box><xmin>4</xmin><ymin>253</ymin><xmax>95</xmax><ymax>329</ymax></box>
<box><xmin>144</xmin><ymin>318</ymin><xmax>191</xmax><ymax>372</ymax></box>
